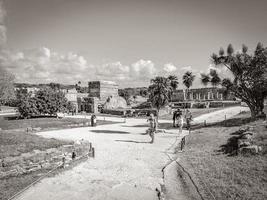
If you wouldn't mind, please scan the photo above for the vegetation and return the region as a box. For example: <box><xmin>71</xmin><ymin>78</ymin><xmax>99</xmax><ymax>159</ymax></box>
<box><xmin>0</xmin><ymin>115</ymin><xmax>84</xmax><ymax>130</ymax></box>
<box><xmin>179</xmin><ymin>116</ymin><xmax>267</xmax><ymax>200</ymax></box>
<box><xmin>211</xmin><ymin>43</ymin><xmax>267</xmax><ymax>118</ymax></box>
<box><xmin>200</xmin><ymin>73</ymin><xmax>210</xmax><ymax>87</ymax></box>
<box><xmin>118</xmin><ymin>89</ymin><xmax>131</xmax><ymax>105</ymax></box>
<box><xmin>148</xmin><ymin>76</ymin><xmax>172</xmax><ymax>115</ymax></box>
<box><xmin>182</xmin><ymin>71</ymin><xmax>195</xmax><ymax>100</ymax></box>
<box><xmin>168</xmin><ymin>75</ymin><xmax>179</xmax><ymax>102</ymax></box>
<box><xmin>17</xmin><ymin>88</ymin><xmax>72</xmax><ymax>118</ymax></box>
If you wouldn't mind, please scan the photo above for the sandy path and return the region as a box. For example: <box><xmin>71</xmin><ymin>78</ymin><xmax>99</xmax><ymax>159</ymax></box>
<box><xmin>192</xmin><ymin>106</ymin><xmax>249</xmax><ymax>125</ymax></box>
<box><xmin>15</xmin><ymin>118</ymin><xmax>180</xmax><ymax>200</ymax></box>
<box><xmin>14</xmin><ymin>106</ymin><xmax>248</xmax><ymax>200</ymax></box>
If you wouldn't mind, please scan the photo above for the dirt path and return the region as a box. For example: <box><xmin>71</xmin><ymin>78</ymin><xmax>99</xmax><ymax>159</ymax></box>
<box><xmin>14</xmin><ymin>106</ymin><xmax>249</xmax><ymax>200</ymax></box>
<box><xmin>15</xmin><ymin>118</ymin><xmax>181</xmax><ymax>200</ymax></box>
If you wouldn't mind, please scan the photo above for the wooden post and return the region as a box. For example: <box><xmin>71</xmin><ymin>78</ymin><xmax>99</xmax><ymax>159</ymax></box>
<box><xmin>92</xmin><ymin>147</ymin><xmax>95</xmax><ymax>158</ymax></box>
<box><xmin>204</xmin><ymin>120</ymin><xmax>206</xmax><ymax>127</ymax></box>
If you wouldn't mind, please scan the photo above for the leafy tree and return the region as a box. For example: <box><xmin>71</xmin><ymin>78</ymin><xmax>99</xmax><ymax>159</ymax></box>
<box><xmin>182</xmin><ymin>71</ymin><xmax>195</xmax><ymax>100</ymax></box>
<box><xmin>49</xmin><ymin>82</ymin><xmax>61</xmax><ymax>90</ymax></box>
<box><xmin>211</xmin><ymin>43</ymin><xmax>267</xmax><ymax>118</ymax></box>
<box><xmin>18</xmin><ymin>88</ymin><xmax>72</xmax><ymax>118</ymax></box>
<box><xmin>18</xmin><ymin>93</ymin><xmax>40</xmax><ymax>118</ymax></box>
<box><xmin>0</xmin><ymin>68</ymin><xmax>15</xmax><ymax>106</ymax></box>
<box><xmin>148</xmin><ymin>76</ymin><xmax>172</xmax><ymax>117</ymax></box>
<box><xmin>118</xmin><ymin>89</ymin><xmax>130</xmax><ymax>105</ymax></box>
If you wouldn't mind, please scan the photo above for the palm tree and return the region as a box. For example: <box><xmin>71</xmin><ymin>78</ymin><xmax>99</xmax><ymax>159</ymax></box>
<box><xmin>209</xmin><ymin>69</ymin><xmax>221</xmax><ymax>99</ymax></box>
<box><xmin>167</xmin><ymin>75</ymin><xmax>179</xmax><ymax>102</ymax></box>
<box><xmin>148</xmin><ymin>76</ymin><xmax>172</xmax><ymax>119</ymax></box>
<box><xmin>182</xmin><ymin>71</ymin><xmax>195</xmax><ymax>101</ymax></box>
<box><xmin>200</xmin><ymin>73</ymin><xmax>210</xmax><ymax>87</ymax></box>
<box><xmin>168</xmin><ymin>75</ymin><xmax>179</xmax><ymax>91</ymax></box>
<box><xmin>210</xmin><ymin>69</ymin><xmax>221</xmax><ymax>88</ymax></box>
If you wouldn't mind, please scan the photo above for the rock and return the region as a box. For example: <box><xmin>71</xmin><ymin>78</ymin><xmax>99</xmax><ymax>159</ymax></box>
<box><xmin>238</xmin><ymin>139</ymin><xmax>251</xmax><ymax>148</ymax></box>
<box><xmin>239</xmin><ymin>145</ymin><xmax>260</xmax><ymax>155</ymax></box>
<box><xmin>240</xmin><ymin>131</ymin><xmax>254</xmax><ymax>140</ymax></box>
<box><xmin>0</xmin><ymin>169</ymin><xmax>17</xmax><ymax>178</ymax></box>
<box><xmin>41</xmin><ymin>162</ymin><xmax>53</xmax><ymax>169</ymax></box>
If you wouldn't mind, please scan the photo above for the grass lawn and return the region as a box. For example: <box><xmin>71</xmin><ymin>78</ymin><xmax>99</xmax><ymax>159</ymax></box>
<box><xmin>0</xmin><ymin>115</ymin><xmax>114</xmax><ymax>130</ymax></box>
<box><xmin>179</xmin><ymin>117</ymin><xmax>267</xmax><ymax>200</ymax></box>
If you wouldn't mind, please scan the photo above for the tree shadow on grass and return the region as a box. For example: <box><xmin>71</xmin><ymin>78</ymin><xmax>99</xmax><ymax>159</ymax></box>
<box><xmin>216</xmin><ymin>129</ymin><xmax>246</xmax><ymax>156</ymax></box>
<box><xmin>90</xmin><ymin>130</ymin><xmax>130</xmax><ymax>134</ymax></box>
<box><xmin>217</xmin><ymin>136</ymin><xmax>239</xmax><ymax>156</ymax></box>
<box><xmin>115</xmin><ymin>139</ymin><xmax>150</xmax><ymax>144</ymax></box>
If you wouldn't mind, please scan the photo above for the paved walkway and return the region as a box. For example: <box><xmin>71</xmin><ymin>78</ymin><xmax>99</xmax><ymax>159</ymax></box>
<box><xmin>14</xmin><ymin>106</ymin><xmax>249</xmax><ymax>200</ymax></box>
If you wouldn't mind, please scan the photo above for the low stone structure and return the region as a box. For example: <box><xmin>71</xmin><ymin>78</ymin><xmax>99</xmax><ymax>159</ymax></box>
<box><xmin>236</xmin><ymin>127</ymin><xmax>262</xmax><ymax>155</ymax></box>
<box><xmin>0</xmin><ymin>139</ymin><xmax>94</xmax><ymax>179</ymax></box>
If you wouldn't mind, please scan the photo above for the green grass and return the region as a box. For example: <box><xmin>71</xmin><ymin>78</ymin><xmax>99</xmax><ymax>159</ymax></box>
<box><xmin>179</xmin><ymin>119</ymin><xmax>267</xmax><ymax>200</ymax></box>
<box><xmin>0</xmin><ymin>116</ymin><xmax>113</xmax><ymax>130</ymax></box>
<box><xmin>0</xmin><ymin>131</ymin><xmax>72</xmax><ymax>159</ymax></box>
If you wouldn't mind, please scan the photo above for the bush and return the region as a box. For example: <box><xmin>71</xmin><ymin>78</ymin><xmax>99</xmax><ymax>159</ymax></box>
<box><xmin>18</xmin><ymin>88</ymin><xmax>72</xmax><ymax>118</ymax></box>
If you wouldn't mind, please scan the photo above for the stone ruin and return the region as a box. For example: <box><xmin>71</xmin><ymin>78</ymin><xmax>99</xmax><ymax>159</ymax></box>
<box><xmin>236</xmin><ymin>126</ymin><xmax>262</xmax><ymax>155</ymax></box>
<box><xmin>0</xmin><ymin>139</ymin><xmax>95</xmax><ymax>179</ymax></box>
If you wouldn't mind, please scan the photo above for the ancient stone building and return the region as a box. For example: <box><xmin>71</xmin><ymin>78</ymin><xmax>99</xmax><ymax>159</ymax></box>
<box><xmin>172</xmin><ymin>87</ymin><xmax>235</xmax><ymax>102</ymax></box>
<box><xmin>65</xmin><ymin>81</ymin><xmax>120</xmax><ymax>113</ymax></box>
<box><xmin>88</xmin><ymin>81</ymin><xmax>118</xmax><ymax>103</ymax></box>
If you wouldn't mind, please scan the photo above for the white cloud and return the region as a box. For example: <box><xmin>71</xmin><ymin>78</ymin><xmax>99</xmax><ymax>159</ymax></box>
<box><xmin>130</xmin><ymin>59</ymin><xmax>156</xmax><ymax>79</ymax></box>
<box><xmin>163</xmin><ymin>63</ymin><xmax>177</xmax><ymax>73</ymax></box>
<box><xmin>0</xmin><ymin>47</ymin><xmax>92</xmax><ymax>84</ymax></box>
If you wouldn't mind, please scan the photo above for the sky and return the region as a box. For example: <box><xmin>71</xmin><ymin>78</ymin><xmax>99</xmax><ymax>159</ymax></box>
<box><xmin>0</xmin><ymin>0</ymin><xmax>267</xmax><ymax>88</ymax></box>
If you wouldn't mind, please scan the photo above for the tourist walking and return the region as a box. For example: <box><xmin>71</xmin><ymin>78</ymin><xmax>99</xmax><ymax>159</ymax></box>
<box><xmin>147</xmin><ymin>113</ymin><xmax>157</xmax><ymax>143</ymax></box>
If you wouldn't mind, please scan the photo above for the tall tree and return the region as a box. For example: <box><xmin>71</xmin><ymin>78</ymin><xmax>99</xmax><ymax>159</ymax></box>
<box><xmin>211</xmin><ymin>43</ymin><xmax>267</xmax><ymax>118</ymax></box>
<box><xmin>200</xmin><ymin>73</ymin><xmax>210</xmax><ymax>87</ymax></box>
<box><xmin>182</xmin><ymin>71</ymin><xmax>195</xmax><ymax>100</ymax></box>
<box><xmin>167</xmin><ymin>75</ymin><xmax>179</xmax><ymax>102</ymax></box>
<box><xmin>148</xmin><ymin>76</ymin><xmax>171</xmax><ymax>117</ymax></box>
<box><xmin>209</xmin><ymin>69</ymin><xmax>221</xmax><ymax>88</ymax></box>
<box><xmin>0</xmin><ymin>68</ymin><xmax>15</xmax><ymax>106</ymax></box>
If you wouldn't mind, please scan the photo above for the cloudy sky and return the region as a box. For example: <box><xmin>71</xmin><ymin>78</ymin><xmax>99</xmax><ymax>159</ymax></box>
<box><xmin>0</xmin><ymin>0</ymin><xmax>267</xmax><ymax>88</ymax></box>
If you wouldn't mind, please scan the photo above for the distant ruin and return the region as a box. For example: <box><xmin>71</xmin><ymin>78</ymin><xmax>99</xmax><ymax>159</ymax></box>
<box><xmin>65</xmin><ymin>81</ymin><xmax>123</xmax><ymax>113</ymax></box>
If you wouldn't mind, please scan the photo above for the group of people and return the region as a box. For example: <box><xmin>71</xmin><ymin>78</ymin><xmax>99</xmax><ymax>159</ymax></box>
<box><xmin>146</xmin><ymin>108</ymin><xmax>193</xmax><ymax>144</ymax></box>
<box><xmin>173</xmin><ymin>108</ymin><xmax>192</xmax><ymax>130</ymax></box>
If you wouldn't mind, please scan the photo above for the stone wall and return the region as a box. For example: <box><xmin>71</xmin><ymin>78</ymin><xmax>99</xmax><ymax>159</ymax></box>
<box><xmin>0</xmin><ymin>140</ymin><xmax>94</xmax><ymax>179</ymax></box>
